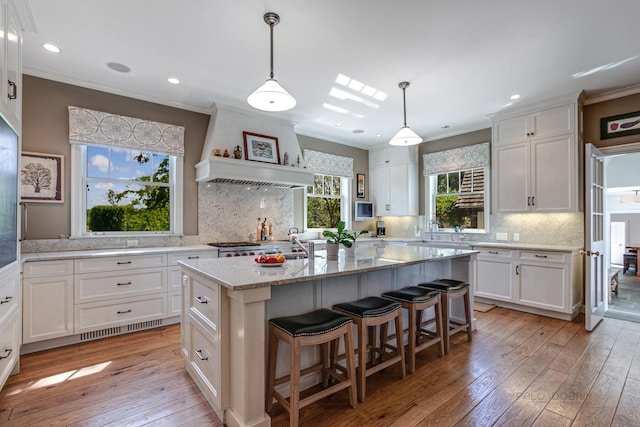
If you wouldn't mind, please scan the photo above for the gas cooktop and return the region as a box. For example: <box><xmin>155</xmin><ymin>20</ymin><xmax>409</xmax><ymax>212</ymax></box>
<box><xmin>206</xmin><ymin>242</ymin><xmax>257</xmax><ymax>248</ymax></box>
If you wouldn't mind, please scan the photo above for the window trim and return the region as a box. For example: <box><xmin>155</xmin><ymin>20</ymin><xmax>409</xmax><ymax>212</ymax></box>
<box><xmin>71</xmin><ymin>144</ymin><xmax>183</xmax><ymax>237</ymax></box>
<box><xmin>426</xmin><ymin>165</ymin><xmax>490</xmax><ymax>234</ymax></box>
<box><xmin>304</xmin><ymin>174</ymin><xmax>351</xmax><ymax>232</ymax></box>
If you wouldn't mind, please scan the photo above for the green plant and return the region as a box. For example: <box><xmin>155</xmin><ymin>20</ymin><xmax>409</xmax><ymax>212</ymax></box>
<box><xmin>322</xmin><ymin>221</ymin><xmax>367</xmax><ymax>248</ymax></box>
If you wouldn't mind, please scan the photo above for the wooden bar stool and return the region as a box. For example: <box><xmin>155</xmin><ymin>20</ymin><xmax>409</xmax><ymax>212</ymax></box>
<box><xmin>382</xmin><ymin>286</ymin><xmax>444</xmax><ymax>373</ymax></box>
<box><xmin>419</xmin><ymin>279</ymin><xmax>472</xmax><ymax>354</ymax></box>
<box><xmin>332</xmin><ymin>296</ymin><xmax>406</xmax><ymax>402</ymax></box>
<box><xmin>267</xmin><ymin>308</ymin><xmax>357</xmax><ymax>427</ymax></box>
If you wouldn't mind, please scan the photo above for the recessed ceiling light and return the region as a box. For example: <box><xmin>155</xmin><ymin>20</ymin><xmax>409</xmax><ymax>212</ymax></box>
<box><xmin>106</xmin><ymin>62</ymin><xmax>131</xmax><ymax>73</ymax></box>
<box><xmin>352</xmin><ymin>129</ymin><xmax>364</xmax><ymax>134</ymax></box>
<box><xmin>167</xmin><ymin>77</ymin><xmax>180</xmax><ymax>85</ymax></box>
<box><xmin>510</xmin><ymin>94</ymin><xmax>521</xmax><ymax>100</ymax></box>
<box><xmin>375</xmin><ymin>134</ymin><xmax>382</xmax><ymax>138</ymax></box>
<box><xmin>42</xmin><ymin>43</ymin><xmax>61</xmax><ymax>53</ymax></box>
<box><xmin>441</xmin><ymin>125</ymin><xmax>450</xmax><ymax>129</ymax></box>
<box><xmin>335</xmin><ymin>123</ymin><xmax>343</xmax><ymax>127</ymax></box>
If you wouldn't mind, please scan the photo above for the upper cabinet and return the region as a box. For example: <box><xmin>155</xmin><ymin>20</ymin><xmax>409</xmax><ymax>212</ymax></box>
<box><xmin>491</xmin><ymin>96</ymin><xmax>583</xmax><ymax>214</ymax></box>
<box><xmin>369</xmin><ymin>145</ymin><xmax>418</xmax><ymax>216</ymax></box>
<box><xmin>0</xmin><ymin>0</ymin><xmax>21</xmax><ymax>131</ymax></box>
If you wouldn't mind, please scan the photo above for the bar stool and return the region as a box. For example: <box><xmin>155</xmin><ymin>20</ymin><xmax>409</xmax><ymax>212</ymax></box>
<box><xmin>332</xmin><ymin>296</ymin><xmax>406</xmax><ymax>402</ymax></box>
<box><xmin>267</xmin><ymin>308</ymin><xmax>357</xmax><ymax>427</ymax></box>
<box><xmin>419</xmin><ymin>279</ymin><xmax>472</xmax><ymax>354</ymax></box>
<box><xmin>382</xmin><ymin>286</ymin><xmax>444</xmax><ymax>373</ymax></box>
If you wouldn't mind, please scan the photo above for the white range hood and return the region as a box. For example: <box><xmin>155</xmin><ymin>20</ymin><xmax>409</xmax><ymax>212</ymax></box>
<box><xmin>196</xmin><ymin>156</ymin><xmax>314</xmax><ymax>188</ymax></box>
<box><xmin>196</xmin><ymin>105</ymin><xmax>314</xmax><ymax>188</ymax></box>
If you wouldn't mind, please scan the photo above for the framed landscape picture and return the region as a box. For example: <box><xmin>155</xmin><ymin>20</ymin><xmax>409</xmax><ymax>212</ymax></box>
<box><xmin>243</xmin><ymin>131</ymin><xmax>281</xmax><ymax>164</ymax></box>
<box><xmin>20</xmin><ymin>151</ymin><xmax>64</xmax><ymax>203</ymax></box>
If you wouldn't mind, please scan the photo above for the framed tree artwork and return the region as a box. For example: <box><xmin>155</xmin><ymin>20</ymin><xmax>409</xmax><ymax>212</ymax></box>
<box><xmin>357</xmin><ymin>173</ymin><xmax>365</xmax><ymax>198</ymax></box>
<box><xmin>20</xmin><ymin>152</ymin><xmax>64</xmax><ymax>203</ymax></box>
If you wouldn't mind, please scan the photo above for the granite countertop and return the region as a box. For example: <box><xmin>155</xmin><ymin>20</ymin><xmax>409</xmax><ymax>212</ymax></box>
<box><xmin>21</xmin><ymin>244</ymin><xmax>218</xmax><ymax>262</ymax></box>
<box><xmin>178</xmin><ymin>245</ymin><xmax>477</xmax><ymax>291</ymax></box>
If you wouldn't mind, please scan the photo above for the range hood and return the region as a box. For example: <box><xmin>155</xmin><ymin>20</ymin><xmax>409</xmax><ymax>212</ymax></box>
<box><xmin>196</xmin><ymin>157</ymin><xmax>314</xmax><ymax>188</ymax></box>
<box><xmin>196</xmin><ymin>105</ymin><xmax>314</xmax><ymax>188</ymax></box>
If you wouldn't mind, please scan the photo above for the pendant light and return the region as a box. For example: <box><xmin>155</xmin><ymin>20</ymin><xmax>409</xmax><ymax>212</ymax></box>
<box><xmin>247</xmin><ymin>12</ymin><xmax>296</xmax><ymax>112</ymax></box>
<box><xmin>389</xmin><ymin>81</ymin><xmax>422</xmax><ymax>146</ymax></box>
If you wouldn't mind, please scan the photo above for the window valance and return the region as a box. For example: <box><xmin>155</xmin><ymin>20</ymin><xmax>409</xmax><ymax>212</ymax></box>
<box><xmin>423</xmin><ymin>142</ymin><xmax>489</xmax><ymax>175</ymax></box>
<box><xmin>303</xmin><ymin>149</ymin><xmax>354</xmax><ymax>178</ymax></box>
<box><xmin>68</xmin><ymin>106</ymin><xmax>185</xmax><ymax>156</ymax></box>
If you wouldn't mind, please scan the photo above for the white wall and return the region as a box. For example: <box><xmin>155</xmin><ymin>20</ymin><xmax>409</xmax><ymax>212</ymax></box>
<box><xmin>611</xmin><ymin>213</ymin><xmax>640</xmax><ymax>245</ymax></box>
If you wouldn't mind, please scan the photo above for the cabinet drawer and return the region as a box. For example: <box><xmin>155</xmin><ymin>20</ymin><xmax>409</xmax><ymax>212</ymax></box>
<box><xmin>168</xmin><ymin>251</ymin><xmax>218</xmax><ymax>266</ymax></box>
<box><xmin>23</xmin><ymin>259</ymin><xmax>74</xmax><ymax>277</ymax></box>
<box><xmin>0</xmin><ymin>271</ymin><xmax>18</xmax><ymax>319</ymax></box>
<box><xmin>188</xmin><ymin>314</ymin><xmax>222</xmax><ymax>410</ymax></box>
<box><xmin>188</xmin><ymin>276</ymin><xmax>219</xmax><ymax>335</ymax></box>
<box><xmin>475</xmin><ymin>248</ymin><xmax>514</xmax><ymax>259</ymax></box>
<box><xmin>0</xmin><ymin>306</ymin><xmax>19</xmax><ymax>389</ymax></box>
<box><xmin>74</xmin><ymin>254</ymin><xmax>166</xmax><ymax>273</ymax></box>
<box><xmin>74</xmin><ymin>294</ymin><xmax>167</xmax><ymax>333</ymax></box>
<box><xmin>519</xmin><ymin>251</ymin><xmax>567</xmax><ymax>263</ymax></box>
<box><xmin>74</xmin><ymin>268</ymin><xmax>166</xmax><ymax>303</ymax></box>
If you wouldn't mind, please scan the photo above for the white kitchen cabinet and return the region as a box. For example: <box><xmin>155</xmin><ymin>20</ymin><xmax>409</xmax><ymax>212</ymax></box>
<box><xmin>369</xmin><ymin>145</ymin><xmax>418</xmax><ymax>216</ymax></box>
<box><xmin>0</xmin><ymin>264</ymin><xmax>20</xmax><ymax>389</ymax></box>
<box><xmin>475</xmin><ymin>248</ymin><xmax>515</xmax><ymax>301</ymax></box>
<box><xmin>491</xmin><ymin>99</ymin><xmax>581</xmax><ymax>213</ymax></box>
<box><xmin>0</xmin><ymin>0</ymin><xmax>22</xmax><ymax>130</ymax></box>
<box><xmin>22</xmin><ymin>260</ymin><xmax>74</xmax><ymax>344</ymax></box>
<box><xmin>168</xmin><ymin>250</ymin><xmax>218</xmax><ymax>317</ymax></box>
<box><xmin>473</xmin><ymin>245</ymin><xmax>582</xmax><ymax>320</ymax></box>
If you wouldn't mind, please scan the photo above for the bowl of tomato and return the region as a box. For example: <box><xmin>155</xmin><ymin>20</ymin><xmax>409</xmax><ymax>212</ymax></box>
<box><xmin>254</xmin><ymin>253</ymin><xmax>285</xmax><ymax>267</ymax></box>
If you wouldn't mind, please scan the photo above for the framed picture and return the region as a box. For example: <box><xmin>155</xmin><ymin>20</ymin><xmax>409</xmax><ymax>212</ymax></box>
<box><xmin>243</xmin><ymin>131</ymin><xmax>281</xmax><ymax>164</ymax></box>
<box><xmin>20</xmin><ymin>151</ymin><xmax>64</xmax><ymax>203</ymax></box>
<box><xmin>357</xmin><ymin>173</ymin><xmax>365</xmax><ymax>198</ymax></box>
<box><xmin>600</xmin><ymin>110</ymin><xmax>640</xmax><ymax>140</ymax></box>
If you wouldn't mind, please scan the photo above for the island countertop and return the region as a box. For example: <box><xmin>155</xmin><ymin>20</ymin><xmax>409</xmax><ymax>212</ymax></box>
<box><xmin>178</xmin><ymin>245</ymin><xmax>477</xmax><ymax>291</ymax></box>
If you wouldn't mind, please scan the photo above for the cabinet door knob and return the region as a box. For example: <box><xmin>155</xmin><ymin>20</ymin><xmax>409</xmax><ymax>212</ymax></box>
<box><xmin>0</xmin><ymin>348</ymin><xmax>12</xmax><ymax>360</ymax></box>
<box><xmin>7</xmin><ymin>80</ymin><xmax>16</xmax><ymax>100</ymax></box>
<box><xmin>195</xmin><ymin>349</ymin><xmax>209</xmax><ymax>361</ymax></box>
<box><xmin>0</xmin><ymin>296</ymin><xmax>12</xmax><ymax>304</ymax></box>
<box><xmin>195</xmin><ymin>296</ymin><xmax>208</xmax><ymax>304</ymax></box>
<box><xmin>531</xmin><ymin>196</ymin><xmax>535</xmax><ymax>206</ymax></box>
<box><xmin>515</xmin><ymin>265</ymin><xmax>520</xmax><ymax>275</ymax></box>
<box><xmin>527</xmin><ymin>196</ymin><xmax>531</xmax><ymax>206</ymax></box>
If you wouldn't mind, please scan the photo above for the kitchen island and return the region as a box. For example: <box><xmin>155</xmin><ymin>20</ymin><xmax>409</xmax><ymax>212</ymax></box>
<box><xmin>178</xmin><ymin>245</ymin><xmax>477</xmax><ymax>427</ymax></box>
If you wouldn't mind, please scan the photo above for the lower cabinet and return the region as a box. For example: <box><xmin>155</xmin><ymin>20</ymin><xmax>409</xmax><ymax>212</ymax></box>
<box><xmin>473</xmin><ymin>246</ymin><xmax>582</xmax><ymax>320</ymax></box>
<box><xmin>0</xmin><ymin>264</ymin><xmax>20</xmax><ymax>390</ymax></box>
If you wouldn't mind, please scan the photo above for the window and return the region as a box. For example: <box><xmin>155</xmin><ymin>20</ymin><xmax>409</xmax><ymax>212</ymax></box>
<box><xmin>72</xmin><ymin>144</ymin><xmax>182</xmax><ymax>236</ymax></box>
<box><xmin>306</xmin><ymin>173</ymin><xmax>349</xmax><ymax>230</ymax></box>
<box><xmin>429</xmin><ymin>167</ymin><xmax>487</xmax><ymax>231</ymax></box>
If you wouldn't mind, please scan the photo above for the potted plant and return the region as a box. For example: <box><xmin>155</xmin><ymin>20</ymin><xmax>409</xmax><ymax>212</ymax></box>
<box><xmin>323</xmin><ymin>221</ymin><xmax>368</xmax><ymax>259</ymax></box>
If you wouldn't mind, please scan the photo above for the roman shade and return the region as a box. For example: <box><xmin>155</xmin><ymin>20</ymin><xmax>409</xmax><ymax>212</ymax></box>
<box><xmin>303</xmin><ymin>149</ymin><xmax>354</xmax><ymax>178</ymax></box>
<box><xmin>423</xmin><ymin>142</ymin><xmax>489</xmax><ymax>175</ymax></box>
<box><xmin>68</xmin><ymin>106</ymin><xmax>185</xmax><ymax>156</ymax></box>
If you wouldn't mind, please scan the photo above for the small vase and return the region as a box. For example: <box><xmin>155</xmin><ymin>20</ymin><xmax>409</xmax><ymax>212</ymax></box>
<box><xmin>326</xmin><ymin>242</ymin><xmax>339</xmax><ymax>260</ymax></box>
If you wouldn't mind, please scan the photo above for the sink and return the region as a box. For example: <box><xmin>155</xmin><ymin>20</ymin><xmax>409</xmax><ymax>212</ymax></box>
<box><xmin>284</xmin><ymin>253</ymin><xmax>308</xmax><ymax>260</ymax></box>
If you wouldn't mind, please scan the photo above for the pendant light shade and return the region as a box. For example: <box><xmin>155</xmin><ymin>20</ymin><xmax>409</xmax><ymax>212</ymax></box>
<box><xmin>247</xmin><ymin>12</ymin><xmax>296</xmax><ymax>112</ymax></box>
<box><xmin>389</xmin><ymin>81</ymin><xmax>422</xmax><ymax>146</ymax></box>
<box><xmin>620</xmin><ymin>190</ymin><xmax>640</xmax><ymax>203</ymax></box>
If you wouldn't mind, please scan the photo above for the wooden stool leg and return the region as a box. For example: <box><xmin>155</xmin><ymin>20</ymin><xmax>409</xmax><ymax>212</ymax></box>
<box><xmin>289</xmin><ymin>339</ymin><xmax>301</xmax><ymax>427</ymax></box>
<box><xmin>407</xmin><ymin>305</ymin><xmax>417</xmax><ymax>374</ymax></box>
<box><xmin>464</xmin><ymin>291</ymin><xmax>473</xmax><ymax>342</ymax></box>
<box><xmin>266</xmin><ymin>326</ymin><xmax>278</xmax><ymax>412</ymax></box>
<box><xmin>434</xmin><ymin>298</ymin><xmax>444</xmax><ymax>356</ymax></box>
<box><xmin>344</xmin><ymin>327</ymin><xmax>358</xmax><ymax>409</ymax></box>
<box><xmin>441</xmin><ymin>293</ymin><xmax>450</xmax><ymax>354</ymax></box>
<box><xmin>357</xmin><ymin>322</ymin><xmax>367</xmax><ymax>402</ymax></box>
<box><xmin>394</xmin><ymin>313</ymin><xmax>406</xmax><ymax>379</ymax></box>
<box><xmin>321</xmin><ymin>341</ymin><xmax>330</xmax><ymax>388</ymax></box>
<box><xmin>379</xmin><ymin>322</ymin><xmax>389</xmax><ymax>364</ymax></box>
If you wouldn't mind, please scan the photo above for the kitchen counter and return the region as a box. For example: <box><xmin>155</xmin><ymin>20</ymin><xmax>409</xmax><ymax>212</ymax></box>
<box><xmin>178</xmin><ymin>245</ymin><xmax>476</xmax><ymax>291</ymax></box>
<box><xmin>179</xmin><ymin>245</ymin><xmax>476</xmax><ymax>426</ymax></box>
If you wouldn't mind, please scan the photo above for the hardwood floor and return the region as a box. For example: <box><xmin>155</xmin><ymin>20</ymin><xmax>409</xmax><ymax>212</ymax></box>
<box><xmin>3</xmin><ymin>307</ymin><xmax>640</xmax><ymax>426</ymax></box>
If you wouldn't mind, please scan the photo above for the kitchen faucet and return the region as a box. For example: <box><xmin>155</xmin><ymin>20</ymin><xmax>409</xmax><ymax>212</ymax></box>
<box><xmin>289</xmin><ymin>232</ymin><xmax>311</xmax><ymax>257</ymax></box>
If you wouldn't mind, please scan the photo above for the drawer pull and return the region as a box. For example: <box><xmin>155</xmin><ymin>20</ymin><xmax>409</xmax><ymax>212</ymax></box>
<box><xmin>188</xmin><ymin>256</ymin><xmax>200</xmax><ymax>259</ymax></box>
<box><xmin>488</xmin><ymin>251</ymin><xmax>499</xmax><ymax>255</ymax></box>
<box><xmin>195</xmin><ymin>296</ymin><xmax>208</xmax><ymax>304</ymax></box>
<box><xmin>117</xmin><ymin>281</ymin><xmax>132</xmax><ymax>286</ymax></box>
<box><xmin>7</xmin><ymin>80</ymin><xmax>16</xmax><ymax>100</ymax></box>
<box><xmin>0</xmin><ymin>348</ymin><xmax>13</xmax><ymax>360</ymax></box>
<box><xmin>117</xmin><ymin>309</ymin><xmax>132</xmax><ymax>314</ymax></box>
<box><xmin>0</xmin><ymin>296</ymin><xmax>12</xmax><ymax>304</ymax></box>
<box><xmin>535</xmin><ymin>254</ymin><xmax>548</xmax><ymax>258</ymax></box>
<box><xmin>195</xmin><ymin>349</ymin><xmax>208</xmax><ymax>361</ymax></box>
<box><xmin>516</xmin><ymin>265</ymin><xmax>520</xmax><ymax>275</ymax></box>
<box><xmin>117</xmin><ymin>261</ymin><xmax>132</xmax><ymax>265</ymax></box>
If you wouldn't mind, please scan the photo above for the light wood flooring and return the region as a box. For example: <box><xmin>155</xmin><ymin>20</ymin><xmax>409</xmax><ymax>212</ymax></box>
<box><xmin>3</xmin><ymin>307</ymin><xmax>640</xmax><ymax>426</ymax></box>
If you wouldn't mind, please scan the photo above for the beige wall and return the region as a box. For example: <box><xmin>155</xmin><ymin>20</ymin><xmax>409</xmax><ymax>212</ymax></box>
<box><xmin>21</xmin><ymin>75</ymin><xmax>210</xmax><ymax>239</ymax></box>
<box><xmin>585</xmin><ymin>92</ymin><xmax>640</xmax><ymax>147</ymax></box>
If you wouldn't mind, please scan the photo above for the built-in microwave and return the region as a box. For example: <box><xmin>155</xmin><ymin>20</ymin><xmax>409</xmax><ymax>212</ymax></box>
<box><xmin>354</xmin><ymin>201</ymin><xmax>374</xmax><ymax>221</ymax></box>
